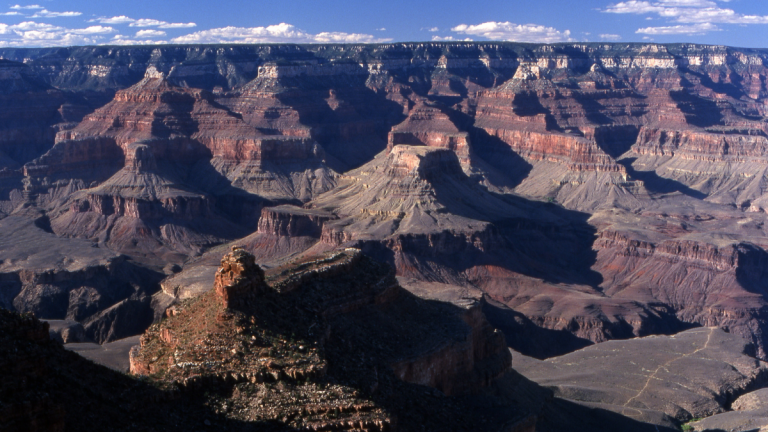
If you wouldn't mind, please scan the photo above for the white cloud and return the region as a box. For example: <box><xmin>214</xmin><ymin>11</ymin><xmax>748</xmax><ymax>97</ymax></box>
<box><xmin>0</xmin><ymin>18</ymin><xmax>392</xmax><ymax>47</ymax></box>
<box><xmin>170</xmin><ymin>23</ymin><xmax>390</xmax><ymax>44</ymax></box>
<box><xmin>29</xmin><ymin>9</ymin><xmax>82</xmax><ymax>18</ymax></box>
<box><xmin>128</xmin><ymin>18</ymin><xmax>164</xmax><ymax>27</ymax></box>
<box><xmin>158</xmin><ymin>22</ymin><xmax>196</xmax><ymax>29</ymax></box>
<box><xmin>135</xmin><ymin>29</ymin><xmax>166</xmax><ymax>38</ymax></box>
<box><xmin>129</xmin><ymin>19</ymin><xmax>196</xmax><ymax>28</ymax></box>
<box><xmin>10</xmin><ymin>4</ymin><xmax>42</xmax><ymax>9</ymax></box>
<box><xmin>603</xmin><ymin>0</ymin><xmax>768</xmax><ymax>29</ymax></box>
<box><xmin>0</xmin><ymin>11</ymin><xmax>21</xmax><ymax>16</ymax></box>
<box><xmin>72</xmin><ymin>26</ymin><xmax>115</xmax><ymax>35</ymax></box>
<box><xmin>636</xmin><ymin>22</ymin><xmax>720</xmax><ymax>34</ymax></box>
<box><xmin>10</xmin><ymin>21</ymin><xmax>57</xmax><ymax>31</ymax></box>
<box><xmin>599</xmin><ymin>33</ymin><xmax>622</xmax><ymax>40</ymax></box>
<box><xmin>451</xmin><ymin>22</ymin><xmax>573</xmax><ymax>43</ymax></box>
<box><xmin>0</xmin><ymin>21</ymin><xmax>113</xmax><ymax>47</ymax></box>
<box><xmin>429</xmin><ymin>27</ymin><xmax>439</xmax><ymax>32</ymax></box>
<box><xmin>604</xmin><ymin>1</ymin><xmax>666</xmax><ymax>14</ymax></box>
<box><xmin>376</xmin><ymin>27</ymin><xmax>386</xmax><ymax>31</ymax></box>
<box><xmin>109</xmin><ymin>35</ymin><xmax>168</xmax><ymax>45</ymax></box>
<box><xmin>90</xmin><ymin>16</ymin><xmax>196</xmax><ymax>29</ymax></box>
<box><xmin>90</xmin><ymin>16</ymin><xmax>135</xmax><ymax>25</ymax></box>
<box><xmin>432</xmin><ymin>35</ymin><xmax>473</xmax><ymax>41</ymax></box>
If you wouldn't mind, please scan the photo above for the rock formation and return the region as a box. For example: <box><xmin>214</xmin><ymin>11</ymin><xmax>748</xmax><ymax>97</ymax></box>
<box><xmin>5</xmin><ymin>42</ymin><xmax>768</xmax><ymax>429</ymax></box>
<box><xmin>213</xmin><ymin>247</ymin><xmax>267</xmax><ymax>308</ymax></box>
<box><xmin>0</xmin><ymin>216</ymin><xmax>160</xmax><ymax>343</ymax></box>
<box><xmin>129</xmin><ymin>248</ymin><xmax>532</xmax><ymax>431</ymax></box>
<box><xmin>47</xmin><ymin>141</ymin><xmax>244</xmax><ymax>257</ymax></box>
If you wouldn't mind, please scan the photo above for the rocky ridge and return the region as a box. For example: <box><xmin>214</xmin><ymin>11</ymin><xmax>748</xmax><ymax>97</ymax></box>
<box><xmin>129</xmin><ymin>247</ymin><xmax>530</xmax><ymax>431</ymax></box>
<box><xmin>5</xmin><ymin>42</ymin><xmax>768</xmax><ymax>430</ymax></box>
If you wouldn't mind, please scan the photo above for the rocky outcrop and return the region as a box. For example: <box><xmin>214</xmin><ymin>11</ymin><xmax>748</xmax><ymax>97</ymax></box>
<box><xmin>478</xmin><ymin>126</ymin><xmax>626</xmax><ymax>172</ymax></box>
<box><xmin>130</xmin><ymin>248</ymin><xmax>527</xmax><ymax>431</ymax></box>
<box><xmin>8</xmin><ymin>42</ymin><xmax>768</xmax><ymax>396</ymax></box>
<box><xmin>0</xmin><ymin>60</ymin><xmax>83</xmax><ymax>170</ymax></box>
<box><xmin>257</xmin><ymin>205</ymin><xmax>336</xmax><ymax>237</ymax></box>
<box><xmin>0</xmin><ymin>216</ymin><xmax>161</xmax><ymax>344</ymax></box>
<box><xmin>387</xmin><ymin>104</ymin><xmax>471</xmax><ymax>165</ymax></box>
<box><xmin>392</xmin><ymin>280</ymin><xmax>512</xmax><ymax>396</ymax></box>
<box><xmin>44</xmin><ymin>319</ymin><xmax>88</xmax><ymax>344</ymax></box>
<box><xmin>213</xmin><ymin>247</ymin><xmax>267</xmax><ymax>308</ymax></box>
<box><xmin>47</xmin><ymin>141</ymin><xmax>244</xmax><ymax>257</ymax></box>
<box><xmin>634</xmin><ymin>127</ymin><xmax>768</xmax><ymax>162</ymax></box>
<box><xmin>0</xmin><ymin>306</ymin><xmax>320</xmax><ymax>431</ymax></box>
<box><xmin>594</xmin><ymin>227</ymin><xmax>768</xmax><ymax>358</ymax></box>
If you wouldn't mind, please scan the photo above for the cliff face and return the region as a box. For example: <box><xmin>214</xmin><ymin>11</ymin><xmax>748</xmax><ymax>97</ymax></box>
<box><xmin>5</xmin><ymin>41</ymin><xmax>768</xmax><ymax>382</ymax></box>
<box><xmin>257</xmin><ymin>205</ymin><xmax>336</xmax><ymax>237</ymax></box>
<box><xmin>593</xmin><ymin>228</ymin><xmax>768</xmax><ymax>358</ymax></box>
<box><xmin>45</xmin><ymin>141</ymin><xmax>245</xmax><ymax>258</ymax></box>
<box><xmin>0</xmin><ymin>216</ymin><xmax>162</xmax><ymax>344</ymax></box>
<box><xmin>129</xmin><ymin>248</ymin><xmax>527</xmax><ymax>431</ymax></box>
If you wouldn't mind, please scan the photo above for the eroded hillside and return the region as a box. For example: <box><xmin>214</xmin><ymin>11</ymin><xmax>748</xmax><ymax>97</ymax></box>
<box><xmin>3</xmin><ymin>41</ymin><xmax>768</xmax><ymax>430</ymax></box>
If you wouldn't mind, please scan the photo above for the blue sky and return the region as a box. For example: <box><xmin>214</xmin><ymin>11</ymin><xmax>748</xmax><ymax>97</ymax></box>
<box><xmin>0</xmin><ymin>0</ymin><xmax>767</xmax><ymax>47</ymax></box>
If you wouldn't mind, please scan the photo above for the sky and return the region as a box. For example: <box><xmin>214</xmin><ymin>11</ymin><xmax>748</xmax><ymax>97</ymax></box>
<box><xmin>0</xmin><ymin>0</ymin><xmax>767</xmax><ymax>48</ymax></box>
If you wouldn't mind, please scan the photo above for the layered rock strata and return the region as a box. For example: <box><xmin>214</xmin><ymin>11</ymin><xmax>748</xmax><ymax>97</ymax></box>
<box><xmin>213</xmin><ymin>247</ymin><xmax>267</xmax><ymax>308</ymax></box>
<box><xmin>130</xmin><ymin>248</ymin><xmax>528</xmax><ymax>431</ymax></box>
<box><xmin>387</xmin><ymin>103</ymin><xmax>471</xmax><ymax>166</ymax></box>
<box><xmin>0</xmin><ymin>216</ymin><xmax>160</xmax><ymax>343</ymax></box>
<box><xmin>6</xmin><ymin>42</ymin><xmax>768</xmax><ymax>389</ymax></box>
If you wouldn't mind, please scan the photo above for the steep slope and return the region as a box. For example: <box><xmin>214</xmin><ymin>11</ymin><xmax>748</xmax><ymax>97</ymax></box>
<box><xmin>131</xmin><ymin>247</ymin><xmax>533</xmax><ymax>431</ymax></box>
<box><xmin>4</xmin><ymin>41</ymin><xmax>768</xmax><ymax>372</ymax></box>
<box><xmin>48</xmin><ymin>142</ymin><xmax>245</xmax><ymax>258</ymax></box>
<box><xmin>0</xmin><ymin>216</ymin><xmax>161</xmax><ymax>343</ymax></box>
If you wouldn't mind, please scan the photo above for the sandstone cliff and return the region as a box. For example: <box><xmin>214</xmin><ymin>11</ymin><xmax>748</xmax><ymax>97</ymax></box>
<box><xmin>130</xmin><ymin>248</ymin><xmax>531</xmax><ymax>431</ymax></box>
<box><xmin>5</xmin><ymin>41</ymin><xmax>768</xmax><ymax>388</ymax></box>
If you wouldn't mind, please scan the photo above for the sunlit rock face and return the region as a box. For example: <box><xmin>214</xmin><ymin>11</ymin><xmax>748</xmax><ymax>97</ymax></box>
<box><xmin>6</xmin><ymin>41</ymin><xmax>768</xmax><ymax>376</ymax></box>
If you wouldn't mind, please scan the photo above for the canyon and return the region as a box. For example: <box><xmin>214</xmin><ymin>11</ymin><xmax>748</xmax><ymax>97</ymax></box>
<box><xmin>3</xmin><ymin>41</ymin><xmax>768</xmax><ymax>430</ymax></box>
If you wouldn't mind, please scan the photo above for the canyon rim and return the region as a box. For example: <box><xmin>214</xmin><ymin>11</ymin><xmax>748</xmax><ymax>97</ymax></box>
<box><xmin>5</xmin><ymin>40</ymin><xmax>768</xmax><ymax>431</ymax></box>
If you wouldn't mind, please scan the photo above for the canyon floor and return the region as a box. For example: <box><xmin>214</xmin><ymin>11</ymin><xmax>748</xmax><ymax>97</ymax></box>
<box><xmin>4</xmin><ymin>41</ymin><xmax>768</xmax><ymax>430</ymax></box>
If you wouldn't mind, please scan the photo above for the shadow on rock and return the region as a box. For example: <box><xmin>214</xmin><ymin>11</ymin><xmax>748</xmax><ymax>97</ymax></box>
<box><xmin>482</xmin><ymin>299</ymin><xmax>593</xmax><ymax>359</ymax></box>
<box><xmin>619</xmin><ymin>157</ymin><xmax>707</xmax><ymax>200</ymax></box>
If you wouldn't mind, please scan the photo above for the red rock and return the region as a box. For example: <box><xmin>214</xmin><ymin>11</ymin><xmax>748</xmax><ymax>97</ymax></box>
<box><xmin>213</xmin><ymin>247</ymin><xmax>267</xmax><ymax>308</ymax></box>
<box><xmin>387</xmin><ymin>103</ymin><xmax>471</xmax><ymax>166</ymax></box>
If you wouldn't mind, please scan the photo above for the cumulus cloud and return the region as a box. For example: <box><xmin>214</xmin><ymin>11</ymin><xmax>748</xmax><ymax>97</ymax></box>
<box><xmin>451</xmin><ymin>22</ymin><xmax>573</xmax><ymax>43</ymax></box>
<box><xmin>0</xmin><ymin>16</ymin><xmax>387</xmax><ymax>47</ymax></box>
<box><xmin>599</xmin><ymin>33</ymin><xmax>622</xmax><ymax>40</ymax></box>
<box><xmin>110</xmin><ymin>35</ymin><xmax>168</xmax><ymax>46</ymax></box>
<box><xmin>29</xmin><ymin>9</ymin><xmax>82</xmax><ymax>18</ymax></box>
<box><xmin>10</xmin><ymin>4</ymin><xmax>43</xmax><ymax>9</ymax></box>
<box><xmin>135</xmin><ymin>29</ymin><xmax>166</xmax><ymax>38</ymax></box>
<box><xmin>72</xmin><ymin>26</ymin><xmax>115</xmax><ymax>35</ymax></box>
<box><xmin>170</xmin><ymin>23</ymin><xmax>390</xmax><ymax>44</ymax></box>
<box><xmin>158</xmin><ymin>22</ymin><xmax>196</xmax><ymax>29</ymax></box>
<box><xmin>603</xmin><ymin>0</ymin><xmax>768</xmax><ymax>32</ymax></box>
<box><xmin>89</xmin><ymin>16</ymin><xmax>196</xmax><ymax>28</ymax></box>
<box><xmin>431</xmin><ymin>35</ymin><xmax>472</xmax><ymax>41</ymax></box>
<box><xmin>90</xmin><ymin>15</ymin><xmax>135</xmax><ymax>25</ymax></box>
<box><xmin>0</xmin><ymin>11</ymin><xmax>22</xmax><ymax>16</ymax></box>
<box><xmin>636</xmin><ymin>22</ymin><xmax>720</xmax><ymax>34</ymax></box>
<box><xmin>0</xmin><ymin>21</ymin><xmax>114</xmax><ymax>47</ymax></box>
<box><xmin>130</xmin><ymin>18</ymin><xmax>196</xmax><ymax>28</ymax></box>
<box><xmin>128</xmin><ymin>18</ymin><xmax>164</xmax><ymax>27</ymax></box>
